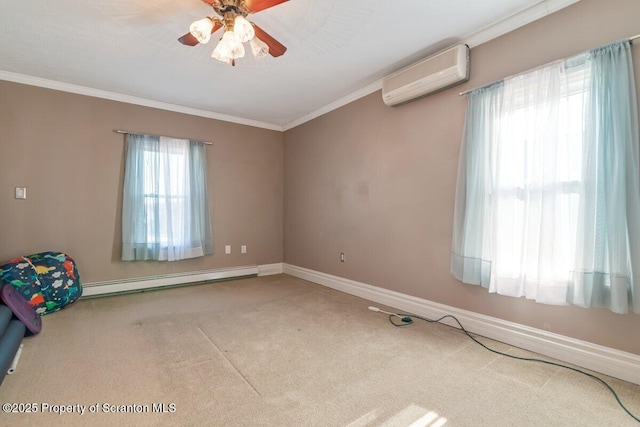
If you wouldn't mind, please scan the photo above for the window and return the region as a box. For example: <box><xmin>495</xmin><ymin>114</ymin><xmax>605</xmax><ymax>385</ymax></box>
<box><xmin>141</xmin><ymin>143</ymin><xmax>188</xmax><ymax>247</ymax></box>
<box><xmin>493</xmin><ymin>61</ymin><xmax>586</xmax><ymax>287</ymax></box>
<box><xmin>122</xmin><ymin>134</ymin><xmax>214</xmax><ymax>261</ymax></box>
<box><xmin>451</xmin><ymin>41</ymin><xmax>640</xmax><ymax>314</ymax></box>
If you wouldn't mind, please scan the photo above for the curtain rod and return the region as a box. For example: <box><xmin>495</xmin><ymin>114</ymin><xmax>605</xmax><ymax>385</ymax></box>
<box><xmin>113</xmin><ymin>129</ymin><xmax>213</xmax><ymax>145</ymax></box>
<box><xmin>458</xmin><ymin>34</ymin><xmax>640</xmax><ymax>97</ymax></box>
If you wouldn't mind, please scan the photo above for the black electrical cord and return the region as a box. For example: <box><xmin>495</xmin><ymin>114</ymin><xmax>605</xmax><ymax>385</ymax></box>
<box><xmin>386</xmin><ymin>312</ymin><xmax>640</xmax><ymax>424</ymax></box>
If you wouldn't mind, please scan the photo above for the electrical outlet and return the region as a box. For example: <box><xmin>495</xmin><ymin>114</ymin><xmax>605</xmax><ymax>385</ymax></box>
<box><xmin>225</xmin><ymin>245</ymin><xmax>231</xmax><ymax>254</ymax></box>
<box><xmin>15</xmin><ymin>187</ymin><xmax>27</xmax><ymax>199</ymax></box>
<box><xmin>340</xmin><ymin>252</ymin><xmax>346</xmax><ymax>263</ymax></box>
<box><xmin>241</xmin><ymin>245</ymin><xmax>247</xmax><ymax>254</ymax></box>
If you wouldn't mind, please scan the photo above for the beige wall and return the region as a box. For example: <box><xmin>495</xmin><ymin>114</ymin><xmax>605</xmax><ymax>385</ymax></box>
<box><xmin>283</xmin><ymin>0</ymin><xmax>640</xmax><ymax>355</ymax></box>
<box><xmin>2</xmin><ymin>0</ymin><xmax>639</xmax><ymax>355</ymax></box>
<box><xmin>0</xmin><ymin>82</ymin><xmax>283</xmax><ymax>283</ymax></box>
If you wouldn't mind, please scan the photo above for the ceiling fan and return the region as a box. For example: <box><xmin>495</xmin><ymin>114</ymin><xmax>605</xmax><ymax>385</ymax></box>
<box><xmin>178</xmin><ymin>0</ymin><xmax>288</xmax><ymax>66</ymax></box>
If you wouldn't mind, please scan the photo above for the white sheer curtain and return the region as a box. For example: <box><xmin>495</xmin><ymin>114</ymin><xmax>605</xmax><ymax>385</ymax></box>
<box><xmin>451</xmin><ymin>41</ymin><xmax>640</xmax><ymax>313</ymax></box>
<box><xmin>122</xmin><ymin>134</ymin><xmax>214</xmax><ymax>261</ymax></box>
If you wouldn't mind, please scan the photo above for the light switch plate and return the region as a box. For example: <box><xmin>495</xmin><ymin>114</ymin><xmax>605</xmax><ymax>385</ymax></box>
<box><xmin>15</xmin><ymin>187</ymin><xmax>27</xmax><ymax>199</ymax></box>
<box><xmin>225</xmin><ymin>245</ymin><xmax>231</xmax><ymax>254</ymax></box>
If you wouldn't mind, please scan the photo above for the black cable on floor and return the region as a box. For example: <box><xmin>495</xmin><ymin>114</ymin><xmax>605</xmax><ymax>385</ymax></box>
<box><xmin>386</xmin><ymin>312</ymin><xmax>640</xmax><ymax>423</ymax></box>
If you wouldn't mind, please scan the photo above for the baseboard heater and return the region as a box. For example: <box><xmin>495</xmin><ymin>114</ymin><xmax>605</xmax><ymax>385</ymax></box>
<box><xmin>81</xmin><ymin>265</ymin><xmax>259</xmax><ymax>298</ymax></box>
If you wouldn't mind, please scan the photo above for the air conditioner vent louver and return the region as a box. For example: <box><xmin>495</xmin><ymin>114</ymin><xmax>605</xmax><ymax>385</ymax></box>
<box><xmin>382</xmin><ymin>44</ymin><xmax>469</xmax><ymax>106</ymax></box>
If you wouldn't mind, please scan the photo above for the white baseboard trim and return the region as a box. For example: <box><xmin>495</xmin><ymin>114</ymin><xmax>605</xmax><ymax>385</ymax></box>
<box><xmin>283</xmin><ymin>263</ymin><xmax>640</xmax><ymax>386</ymax></box>
<box><xmin>258</xmin><ymin>263</ymin><xmax>284</xmax><ymax>276</ymax></box>
<box><xmin>82</xmin><ymin>265</ymin><xmax>260</xmax><ymax>297</ymax></box>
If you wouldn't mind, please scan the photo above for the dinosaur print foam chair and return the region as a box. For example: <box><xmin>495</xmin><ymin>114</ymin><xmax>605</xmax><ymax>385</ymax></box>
<box><xmin>0</xmin><ymin>252</ymin><xmax>82</xmax><ymax>315</ymax></box>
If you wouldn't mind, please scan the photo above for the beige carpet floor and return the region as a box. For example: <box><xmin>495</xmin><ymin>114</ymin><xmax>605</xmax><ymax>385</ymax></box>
<box><xmin>1</xmin><ymin>274</ymin><xmax>639</xmax><ymax>426</ymax></box>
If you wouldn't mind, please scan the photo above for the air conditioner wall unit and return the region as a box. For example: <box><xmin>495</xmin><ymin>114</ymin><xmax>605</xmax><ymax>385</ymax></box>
<box><xmin>382</xmin><ymin>44</ymin><xmax>469</xmax><ymax>106</ymax></box>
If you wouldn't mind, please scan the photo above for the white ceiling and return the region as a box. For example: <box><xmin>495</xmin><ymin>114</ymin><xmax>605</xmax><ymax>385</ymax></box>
<box><xmin>0</xmin><ymin>0</ymin><xmax>578</xmax><ymax>130</ymax></box>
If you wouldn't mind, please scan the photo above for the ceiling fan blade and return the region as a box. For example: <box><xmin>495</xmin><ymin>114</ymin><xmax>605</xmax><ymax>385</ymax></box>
<box><xmin>244</xmin><ymin>0</ymin><xmax>288</xmax><ymax>13</ymax></box>
<box><xmin>178</xmin><ymin>32</ymin><xmax>199</xmax><ymax>46</ymax></box>
<box><xmin>178</xmin><ymin>20</ymin><xmax>222</xmax><ymax>46</ymax></box>
<box><xmin>252</xmin><ymin>24</ymin><xmax>287</xmax><ymax>57</ymax></box>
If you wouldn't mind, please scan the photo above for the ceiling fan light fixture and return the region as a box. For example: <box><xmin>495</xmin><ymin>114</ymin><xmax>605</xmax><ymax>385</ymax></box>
<box><xmin>250</xmin><ymin>36</ymin><xmax>269</xmax><ymax>58</ymax></box>
<box><xmin>212</xmin><ymin>30</ymin><xmax>245</xmax><ymax>65</ymax></box>
<box><xmin>211</xmin><ymin>44</ymin><xmax>232</xmax><ymax>64</ymax></box>
<box><xmin>233</xmin><ymin>16</ymin><xmax>255</xmax><ymax>43</ymax></box>
<box><xmin>189</xmin><ymin>17</ymin><xmax>214</xmax><ymax>44</ymax></box>
<box><xmin>223</xmin><ymin>30</ymin><xmax>246</xmax><ymax>58</ymax></box>
<box><xmin>178</xmin><ymin>0</ymin><xmax>289</xmax><ymax>64</ymax></box>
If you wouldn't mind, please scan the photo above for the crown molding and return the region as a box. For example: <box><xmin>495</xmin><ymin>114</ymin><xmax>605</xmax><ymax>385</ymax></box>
<box><xmin>282</xmin><ymin>80</ymin><xmax>383</xmax><ymax>131</ymax></box>
<box><xmin>0</xmin><ymin>0</ymin><xmax>580</xmax><ymax>133</ymax></box>
<box><xmin>463</xmin><ymin>0</ymin><xmax>581</xmax><ymax>48</ymax></box>
<box><xmin>282</xmin><ymin>0</ymin><xmax>581</xmax><ymax>131</ymax></box>
<box><xmin>0</xmin><ymin>70</ymin><xmax>283</xmax><ymax>132</ymax></box>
